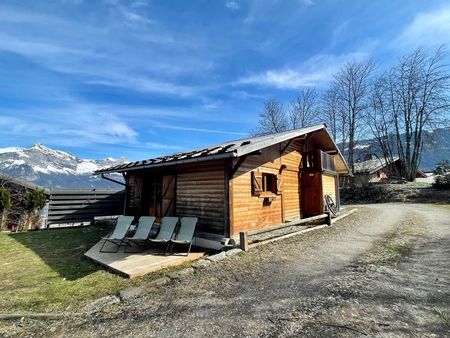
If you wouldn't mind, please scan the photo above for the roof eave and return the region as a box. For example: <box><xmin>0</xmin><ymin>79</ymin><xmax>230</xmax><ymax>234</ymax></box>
<box><xmin>94</xmin><ymin>152</ymin><xmax>237</xmax><ymax>175</ymax></box>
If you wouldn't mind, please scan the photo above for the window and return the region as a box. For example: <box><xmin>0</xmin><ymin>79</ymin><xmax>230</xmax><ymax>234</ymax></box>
<box><xmin>262</xmin><ymin>173</ymin><xmax>277</xmax><ymax>194</ymax></box>
<box><xmin>251</xmin><ymin>171</ymin><xmax>282</xmax><ymax>196</ymax></box>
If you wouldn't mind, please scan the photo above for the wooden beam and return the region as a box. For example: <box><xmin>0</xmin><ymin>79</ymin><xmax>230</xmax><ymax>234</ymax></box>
<box><xmin>228</xmin><ymin>150</ymin><xmax>262</xmax><ymax>178</ymax></box>
<box><xmin>229</xmin><ymin>156</ymin><xmax>247</xmax><ymax>178</ymax></box>
<box><xmin>280</xmin><ymin>139</ymin><xmax>294</xmax><ymax>155</ymax></box>
<box><xmin>239</xmin><ymin>231</ymin><xmax>249</xmax><ymax>251</ymax></box>
<box><xmin>247</xmin><ymin>213</ymin><xmax>328</xmax><ymax>236</ymax></box>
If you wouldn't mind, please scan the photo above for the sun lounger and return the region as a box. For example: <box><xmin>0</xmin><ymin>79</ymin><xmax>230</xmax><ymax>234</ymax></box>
<box><xmin>100</xmin><ymin>215</ymin><xmax>134</xmax><ymax>253</ymax></box>
<box><xmin>147</xmin><ymin>217</ymin><xmax>179</xmax><ymax>250</ymax></box>
<box><xmin>124</xmin><ymin>216</ymin><xmax>156</xmax><ymax>252</ymax></box>
<box><xmin>169</xmin><ymin>217</ymin><xmax>198</xmax><ymax>256</ymax></box>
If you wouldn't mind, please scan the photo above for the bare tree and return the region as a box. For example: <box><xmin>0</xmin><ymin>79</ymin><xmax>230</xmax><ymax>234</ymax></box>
<box><xmin>367</xmin><ymin>75</ymin><xmax>397</xmax><ymax>171</ymax></box>
<box><xmin>253</xmin><ymin>99</ymin><xmax>288</xmax><ymax>135</ymax></box>
<box><xmin>289</xmin><ymin>88</ymin><xmax>319</xmax><ymax>129</ymax></box>
<box><xmin>322</xmin><ymin>86</ymin><xmax>340</xmax><ymax>142</ymax></box>
<box><xmin>331</xmin><ymin>60</ymin><xmax>376</xmax><ymax>172</ymax></box>
<box><xmin>380</xmin><ymin>46</ymin><xmax>450</xmax><ymax>180</ymax></box>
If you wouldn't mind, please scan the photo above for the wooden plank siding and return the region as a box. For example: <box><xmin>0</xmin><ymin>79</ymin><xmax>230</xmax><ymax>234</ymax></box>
<box><xmin>125</xmin><ymin>161</ymin><xmax>227</xmax><ymax>235</ymax></box>
<box><xmin>322</xmin><ymin>173</ymin><xmax>337</xmax><ymax>203</ymax></box>
<box><xmin>229</xmin><ymin>141</ymin><xmax>302</xmax><ymax>237</ymax></box>
<box><xmin>176</xmin><ymin>161</ymin><xmax>227</xmax><ymax>235</ymax></box>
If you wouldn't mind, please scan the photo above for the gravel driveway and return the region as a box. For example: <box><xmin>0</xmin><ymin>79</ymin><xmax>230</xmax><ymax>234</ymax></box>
<box><xmin>8</xmin><ymin>203</ymin><xmax>450</xmax><ymax>337</ymax></box>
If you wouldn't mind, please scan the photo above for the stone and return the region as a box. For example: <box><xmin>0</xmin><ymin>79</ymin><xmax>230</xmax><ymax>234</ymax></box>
<box><xmin>167</xmin><ymin>267</ymin><xmax>194</xmax><ymax>279</ymax></box>
<box><xmin>192</xmin><ymin>259</ymin><xmax>211</xmax><ymax>269</ymax></box>
<box><xmin>84</xmin><ymin>295</ymin><xmax>120</xmax><ymax>314</ymax></box>
<box><xmin>206</xmin><ymin>251</ymin><xmax>227</xmax><ymax>262</ymax></box>
<box><xmin>225</xmin><ymin>248</ymin><xmax>243</xmax><ymax>257</ymax></box>
<box><xmin>150</xmin><ymin>276</ymin><xmax>171</xmax><ymax>287</ymax></box>
<box><xmin>119</xmin><ymin>286</ymin><xmax>145</xmax><ymax>301</ymax></box>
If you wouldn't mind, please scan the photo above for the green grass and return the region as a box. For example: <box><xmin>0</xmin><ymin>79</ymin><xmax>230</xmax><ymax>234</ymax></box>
<box><xmin>401</xmin><ymin>181</ymin><xmax>433</xmax><ymax>189</ymax></box>
<box><xmin>0</xmin><ymin>227</ymin><xmax>146</xmax><ymax>313</ymax></box>
<box><xmin>432</xmin><ymin>308</ymin><xmax>450</xmax><ymax>326</ymax></box>
<box><xmin>364</xmin><ymin>224</ymin><xmax>422</xmax><ymax>264</ymax></box>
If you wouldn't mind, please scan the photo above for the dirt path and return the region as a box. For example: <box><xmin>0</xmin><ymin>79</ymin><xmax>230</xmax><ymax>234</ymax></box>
<box><xmin>10</xmin><ymin>204</ymin><xmax>450</xmax><ymax>337</ymax></box>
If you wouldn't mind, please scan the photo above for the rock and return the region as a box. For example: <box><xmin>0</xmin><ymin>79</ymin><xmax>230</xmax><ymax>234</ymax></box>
<box><xmin>150</xmin><ymin>276</ymin><xmax>171</xmax><ymax>286</ymax></box>
<box><xmin>225</xmin><ymin>248</ymin><xmax>243</xmax><ymax>257</ymax></box>
<box><xmin>206</xmin><ymin>251</ymin><xmax>227</xmax><ymax>262</ymax></box>
<box><xmin>192</xmin><ymin>259</ymin><xmax>211</xmax><ymax>269</ymax></box>
<box><xmin>84</xmin><ymin>295</ymin><xmax>120</xmax><ymax>314</ymax></box>
<box><xmin>119</xmin><ymin>286</ymin><xmax>145</xmax><ymax>301</ymax></box>
<box><xmin>167</xmin><ymin>267</ymin><xmax>194</xmax><ymax>279</ymax></box>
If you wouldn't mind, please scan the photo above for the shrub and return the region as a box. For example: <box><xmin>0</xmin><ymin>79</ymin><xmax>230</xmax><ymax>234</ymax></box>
<box><xmin>433</xmin><ymin>173</ymin><xmax>450</xmax><ymax>189</ymax></box>
<box><xmin>22</xmin><ymin>189</ymin><xmax>47</xmax><ymax>210</ymax></box>
<box><xmin>0</xmin><ymin>187</ymin><xmax>11</xmax><ymax>210</ymax></box>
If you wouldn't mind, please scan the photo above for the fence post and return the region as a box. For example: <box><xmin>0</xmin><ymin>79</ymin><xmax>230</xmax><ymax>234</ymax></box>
<box><xmin>240</xmin><ymin>231</ymin><xmax>249</xmax><ymax>251</ymax></box>
<box><xmin>326</xmin><ymin>211</ymin><xmax>332</xmax><ymax>225</ymax></box>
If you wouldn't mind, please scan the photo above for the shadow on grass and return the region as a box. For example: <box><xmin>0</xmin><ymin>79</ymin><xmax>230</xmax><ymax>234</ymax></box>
<box><xmin>9</xmin><ymin>226</ymin><xmax>109</xmax><ymax>281</ymax></box>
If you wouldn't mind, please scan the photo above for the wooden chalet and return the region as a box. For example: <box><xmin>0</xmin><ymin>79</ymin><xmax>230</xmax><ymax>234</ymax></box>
<box><xmin>95</xmin><ymin>124</ymin><xmax>349</xmax><ymax>248</ymax></box>
<box><xmin>353</xmin><ymin>155</ymin><xmax>427</xmax><ymax>184</ymax></box>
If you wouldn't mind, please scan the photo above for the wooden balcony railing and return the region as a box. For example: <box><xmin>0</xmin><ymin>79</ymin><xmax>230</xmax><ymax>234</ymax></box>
<box><xmin>320</xmin><ymin>150</ymin><xmax>336</xmax><ymax>172</ymax></box>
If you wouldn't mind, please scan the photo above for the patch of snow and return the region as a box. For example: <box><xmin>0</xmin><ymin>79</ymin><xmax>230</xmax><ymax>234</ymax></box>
<box><xmin>76</xmin><ymin>161</ymin><xmax>100</xmax><ymax>174</ymax></box>
<box><xmin>31</xmin><ymin>144</ymin><xmax>76</xmax><ymax>160</ymax></box>
<box><xmin>34</xmin><ymin>164</ymin><xmax>73</xmax><ymax>175</ymax></box>
<box><xmin>354</xmin><ymin>144</ymin><xmax>370</xmax><ymax>150</ymax></box>
<box><xmin>0</xmin><ymin>147</ymin><xmax>23</xmax><ymax>154</ymax></box>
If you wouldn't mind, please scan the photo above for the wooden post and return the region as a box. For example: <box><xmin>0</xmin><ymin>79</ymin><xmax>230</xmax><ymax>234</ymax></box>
<box><xmin>326</xmin><ymin>211</ymin><xmax>332</xmax><ymax>225</ymax></box>
<box><xmin>240</xmin><ymin>231</ymin><xmax>249</xmax><ymax>251</ymax></box>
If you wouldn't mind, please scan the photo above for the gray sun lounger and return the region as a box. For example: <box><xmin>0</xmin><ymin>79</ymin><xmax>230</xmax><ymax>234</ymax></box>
<box><xmin>100</xmin><ymin>215</ymin><xmax>134</xmax><ymax>253</ymax></box>
<box><xmin>124</xmin><ymin>216</ymin><xmax>156</xmax><ymax>252</ymax></box>
<box><xmin>169</xmin><ymin>217</ymin><xmax>198</xmax><ymax>256</ymax></box>
<box><xmin>147</xmin><ymin>216</ymin><xmax>179</xmax><ymax>247</ymax></box>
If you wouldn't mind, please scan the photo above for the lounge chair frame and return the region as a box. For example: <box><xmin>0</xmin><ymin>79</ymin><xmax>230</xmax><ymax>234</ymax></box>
<box><xmin>168</xmin><ymin>217</ymin><xmax>198</xmax><ymax>256</ymax></box>
<box><xmin>100</xmin><ymin>215</ymin><xmax>134</xmax><ymax>253</ymax></box>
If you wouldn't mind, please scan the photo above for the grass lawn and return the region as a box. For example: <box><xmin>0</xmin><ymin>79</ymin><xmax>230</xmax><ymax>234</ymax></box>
<box><xmin>0</xmin><ymin>227</ymin><xmax>151</xmax><ymax>313</ymax></box>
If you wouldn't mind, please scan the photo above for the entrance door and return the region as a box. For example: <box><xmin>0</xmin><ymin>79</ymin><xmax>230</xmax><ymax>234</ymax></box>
<box><xmin>301</xmin><ymin>171</ymin><xmax>323</xmax><ymax>216</ymax></box>
<box><xmin>161</xmin><ymin>175</ymin><xmax>176</xmax><ymax>217</ymax></box>
<box><xmin>142</xmin><ymin>175</ymin><xmax>162</xmax><ymax>218</ymax></box>
<box><xmin>142</xmin><ymin>174</ymin><xmax>176</xmax><ymax>219</ymax></box>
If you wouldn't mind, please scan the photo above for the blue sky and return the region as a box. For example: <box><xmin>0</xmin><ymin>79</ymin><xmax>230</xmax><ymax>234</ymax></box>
<box><xmin>1</xmin><ymin>0</ymin><xmax>450</xmax><ymax>160</ymax></box>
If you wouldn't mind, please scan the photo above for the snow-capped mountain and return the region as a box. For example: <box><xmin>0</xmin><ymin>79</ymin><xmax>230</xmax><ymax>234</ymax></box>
<box><xmin>0</xmin><ymin>144</ymin><xmax>128</xmax><ymax>189</ymax></box>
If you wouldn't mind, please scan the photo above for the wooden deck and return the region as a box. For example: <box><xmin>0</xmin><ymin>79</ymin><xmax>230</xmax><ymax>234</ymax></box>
<box><xmin>85</xmin><ymin>240</ymin><xmax>205</xmax><ymax>278</ymax></box>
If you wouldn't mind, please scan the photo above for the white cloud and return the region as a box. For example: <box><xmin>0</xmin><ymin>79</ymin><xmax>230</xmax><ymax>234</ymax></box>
<box><xmin>153</xmin><ymin>123</ymin><xmax>247</xmax><ymax>136</ymax></box>
<box><xmin>226</xmin><ymin>1</ymin><xmax>239</xmax><ymax>11</ymax></box>
<box><xmin>395</xmin><ymin>6</ymin><xmax>450</xmax><ymax>47</ymax></box>
<box><xmin>0</xmin><ymin>5</ymin><xmax>210</xmax><ymax>98</ymax></box>
<box><xmin>236</xmin><ymin>52</ymin><xmax>369</xmax><ymax>89</ymax></box>
<box><xmin>118</xmin><ymin>6</ymin><xmax>153</xmax><ymax>24</ymax></box>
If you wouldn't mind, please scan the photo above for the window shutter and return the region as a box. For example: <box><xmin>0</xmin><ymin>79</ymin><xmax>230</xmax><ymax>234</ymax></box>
<box><xmin>251</xmin><ymin>171</ymin><xmax>263</xmax><ymax>196</ymax></box>
<box><xmin>276</xmin><ymin>173</ymin><xmax>283</xmax><ymax>194</ymax></box>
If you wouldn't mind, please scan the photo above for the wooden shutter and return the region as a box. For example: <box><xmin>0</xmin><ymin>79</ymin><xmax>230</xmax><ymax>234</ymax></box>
<box><xmin>276</xmin><ymin>173</ymin><xmax>283</xmax><ymax>194</ymax></box>
<box><xmin>251</xmin><ymin>171</ymin><xmax>263</xmax><ymax>196</ymax></box>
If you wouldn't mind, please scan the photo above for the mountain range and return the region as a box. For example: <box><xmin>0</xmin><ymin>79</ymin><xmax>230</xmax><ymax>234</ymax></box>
<box><xmin>0</xmin><ymin>144</ymin><xmax>127</xmax><ymax>189</ymax></box>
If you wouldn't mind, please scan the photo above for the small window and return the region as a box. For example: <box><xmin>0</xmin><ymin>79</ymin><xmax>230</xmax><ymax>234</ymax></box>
<box><xmin>252</xmin><ymin>171</ymin><xmax>281</xmax><ymax>196</ymax></box>
<box><xmin>262</xmin><ymin>173</ymin><xmax>277</xmax><ymax>194</ymax></box>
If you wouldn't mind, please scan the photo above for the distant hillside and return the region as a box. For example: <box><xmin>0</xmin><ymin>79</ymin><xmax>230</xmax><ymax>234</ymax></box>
<box><xmin>351</xmin><ymin>127</ymin><xmax>450</xmax><ymax>171</ymax></box>
<box><xmin>0</xmin><ymin>144</ymin><xmax>128</xmax><ymax>189</ymax></box>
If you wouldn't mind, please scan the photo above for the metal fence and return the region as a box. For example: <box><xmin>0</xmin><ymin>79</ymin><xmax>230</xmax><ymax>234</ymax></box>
<box><xmin>47</xmin><ymin>189</ymin><xmax>125</xmax><ymax>228</ymax></box>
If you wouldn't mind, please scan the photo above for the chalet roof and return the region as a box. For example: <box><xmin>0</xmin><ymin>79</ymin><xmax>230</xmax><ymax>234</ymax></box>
<box><xmin>354</xmin><ymin>156</ymin><xmax>400</xmax><ymax>174</ymax></box>
<box><xmin>95</xmin><ymin>124</ymin><xmax>349</xmax><ymax>174</ymax></box>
